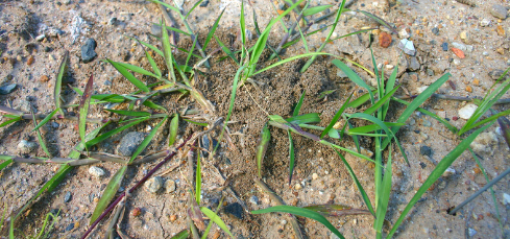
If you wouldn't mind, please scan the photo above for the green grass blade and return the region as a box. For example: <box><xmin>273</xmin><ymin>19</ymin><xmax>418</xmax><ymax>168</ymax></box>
<box><xmin>152</xmin><ymin>24</ymin><xmax>192</xmax><ymax>36</ymax></box>
<box><xmin>203</xmin><ymin>8</ymin><xmax>225</xmax><ymax>50</ymax></box>
<box><xmin>79</xmin><ymin>75</ymin><xmax>94</xmax><ymax>145</ymax></box>
<box><xmin>171</xmin><ymin>230</ymin><xmax>189</xmax><ymax>239</ymax></box>
<box><xmin>106</xmin><ymin>109</ymin><xmax>151</xmax><ymax>117</ymax></box>
<box><xmin>185</xmin><ymin>37</ymin><xmax>197</xmax><ymax>69</ymax></box>
<box><xmin>465</xmin><ymin>109</ymin><xmax>510</xmax><ymax>130</ymax></box>
<box><xmin>321</xmin><ymin>93</ymin><xmax>353</xmax><ymax>139</ymax></box>
<box><xmin>286</xmin><ymin>113</ymin><xmax>321</xmax><ymax>124</ymax></box>
<box><xmin>0</xmin><ymin>158</ymin><xmax>13</xmax><ymax>171</ymax></box>
<box><xmin>254</xmin><ymin>52</ymin><xmax>332</xmax><ymax>76</ymax></box>
<box><xmin>374</xmin><ymin>147</ymin><xmax>392</xmax><ymax>235</ymax></box>
<box><xmin>386</xmin><ymin>122</ymin><xmax>494</xmax><ymax>238</ymax></box>
<box><xmin>333</xmin><ymin>59</ymin><xmax>374</xmax><ymax>103</ymax></box>
<box><xmin>129</xmin><ymin>116</ymin><xmax>167</xmax><ymax>163</ymax></box>
<box><xmin>115</xmin><ymin>62</ymin><xmax>159</xmax><ymax>79</ymax></box>
<box><xmin>322</xmin><ymin>140</ymin><xmax>378</xmax><ymax>165</ymax></box>
<box><xmin>288</xmin><ymin>130</ymin><xmax>295</xmax><ymax>186</ymax></box>
<box><xmin>90</xmin><ymin>166</ymin><xmax>127</xmax><ymax>224</ymax></box>
<box><xmin>214</xmin><ymin>35</ymin><xmax>240</xmax><ymax>65</ymax></box>
<box><xmin>348</xmin><ymin>122</ymin><xmax>405</xmax><ymax>134</ymax></box>
<box><xmin>161</xmin><ymin>20</ymin><xmax>177</xmax><ymax>84</ymax></box>
<box><xmin>30</xmin><ymin>110</ymin><xmax>51</xmax><ymax>158</ymax></box>
<box><xmin>383</xmin><ymin>73</ymin><xmax>451</xmax><ymax>148</ymax></box>
<box><xmin>196</xmin><ymin>149</ymin><xmax>202</xmax><ymax>205</ymax></box>
<box><xmin>133</xmin><ymin>37</ymin><xmax>164</xmax><ymax>57</ymax></box>
<box><xmin>391</xmin><ymin>97</ymin><xmax>458</xmax><ymax>134</ymax></box>
<box><xmin>363</xmin><ymin>85</ymin><xmax>400</xmax><ymax>116</ymax></box>
<box><xmin>357</xmin><ymin>10</ymin><xmax>397</xmax><ymax>34</ymax></box>
<box><xmin>106</xmin><ymin>59</ymin><xmax>149</xmax><ymax>92</ymax></box>
<box><xmin>169</xmin><ymin>114</ymin><xmax>179</xmax><ymax>146</ymax></box>
<box><xmin>199</xmin><ymin>207</ymin><xmax>234</xmax><ymax>238</ymax></box>
<box><xmin>240</xmin><ymin>0</ymin><xmax>246</xmax><ymax>47</ymax></box>
<box><xmin>183</xmin><ymin>118</ymin><xmax>208</xmax><ymax>127</ymax></box>
<box><xmin>334</xmin><ymin>150</ymin><xmax>375</xmax><ymax>216</ymax></box>
<box><xmin>252</xmin><ymin>205</ymin><xmax>345</xmax><ymax>239</ymax></box>
<box><xmin>186</xmin><ymin>0</ymin><xmax>204</xmax><ymax>19</ymax></box>
<box><xmin>293</xmin><ymin>90</ymin><xmax>306</xmax><ymax>116</ymax></box>
<box><xmin>32</xmin><ymin>109</ymin><xmax>59</xmax><ymax>132</ymax></box>
<box><xmin>303</xmin><ymin>4</ymin><xmax>333</xmax><ymax>16</ymax></box>
<box><xmin>54</xmin><ymin>51</ymin><xmax>69</xmax><ymax>115</ymax></box>
<box><xmin>383</xmin><ymin>65</ymin><xmax>398</xmax><ymax>119</ymax></box>
<box><xmin>257</xmin><ymin>123</ymin><xmax>271</xmax><ymax>177</ymax></box>
<box><xmin>143</xmin><ymin>100</ymin><xmax>168</xmax><ymax>113</ymax></box>
<box><xmin>300</xmin><ymin>0</ymin><xmax>346</xmax><ymax>73</ymax></box>
<box><xmin>86</xmin><ymin>117</ymin><xmax>147</xmax><ymax>147</ymax></box>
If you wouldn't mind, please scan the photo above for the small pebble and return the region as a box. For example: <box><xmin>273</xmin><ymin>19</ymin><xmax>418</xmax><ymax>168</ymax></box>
<box><xmin>145</xmin><ymin>176</ymin><xmax>163</xmax><ymax>193</ymax></box>
<box><xmin>458</xmin><ymin>103</ymin><xmax>478</xmax><ymax>120</ymax></box>
<box><xmin>398</xmin><ymin>39</ymin><xmax>415</xmax><ymax>55</ymax></box>
<box><xmin>169</xmin><ymin>215</ymin><xmax>177</xmax><ymax>222</ymax></box>
<box><xmin>468</xmin><ymin>228</ymin><xmax>477</xmax><ymax>237</ymax></box>
<box><xmin>18</xmin><ymin>140</ymin><xmax>37</xmax><ymax>154</ymax></box>
<box><xmin>65</xmin><ymin>223</ymin><xmax>74</xmax><ymax>232</ymax></box>
<box><xmin>398</xmin><ymin>28</ymin><xmax>410</xmax><ymax>39</ymax></box>
<box><xmin>441</xmin><ymin>42</ymin><xmax>448</xmax><ymax>51</ymax></box>
<box><xmin>420</xmin><ymin>145</ymin><xmax>433</xmax><ymax>157</ymax></box>
<box><xmin>249</xmin><ymin>195</ymin><xmax>259</xmax><ymax>205</ymax></box>
<box><xmin>27</xmin><ymin>56</ymin><xmax>34</xmax><ymax>66</ymax></box>
<box><xmin>199</xmin><ymin>0</ymin><xmax>209</xmax><ymax>7</ymax></box>
<box><xmin>88</xmin><ymin>166</ymin><xmax>105</xmax><ymax>178</ymax></box>
<box><xmin>81</xmin><ymin>38</ymin><xmax>98</xmax><ymax>63</ymax></box>
<box><xmin>118</xmin><ymin>132</ymin><xmax>146</xmax><ymax>156</ymax></box>
<box><xmin>503</xmin><ymin>193</ymin><xmax>510</xmax><ymax>205</ymax></box>
<box><xmin>431</xmin><ymin>27</ymin><xmax>439</xmax><ymax>35</ymax></box>
<box><xmin>294</xmin><ymin>183</ymin><xmax>302</xmax><ymax>190</ymax></box>
<box><xmin>312</xmin><ymin>173</ymin><xmax>318</xmax><ymax>180</ymax></box>
<box><xmin>379</xmin><ymin>32</ymin><xmax>392</xmax><ymax>48</ymax></box>
<box><xmin>488</xmin><ymin>69</ymin><xmax>506</xmax><ymax>80</ymax></box>
<box><xmin>165</xmin><ymin>179</ymin><xmax>176</xmax><ymax>193</ymax></box>
<box><xmin>64</xmin><ymin>191</ymin><xmax>72</xmax><ymax>202</ymax></box>
<box><xmin>224</xmin><ymin>203</ymin><xmax>244</xmax><ymax>219</ymax></box>
<box><xmin>131</xmin><ymin>207</ymin><xmax>142</xmax><ymax>217</ymax></box>
<box><xmin>442</xmin><ymin>168</ymin><xmax>456</xmax><ymax>177</ymax></box>
<box><xmin>0</xmin><ymin>84</ymin><xmax>17</xmax><ymax>95</ymax></box>
<box><xmin>421</xmin><ymin>119</ymin><xmax>432</xmax><ymax>127</ymax></box>
<box><xmin>465</xmin><ymin>85</ymin><xmax>472</xmax><ymax>93</ymax></box>
<box><xmin>40</xmin><ymin>75</ymin><xmax>49</xmax><ymax>82</ymax></box>
<box><xmin>490</xmin><ymin>4</ymin><xmax>507</xmax><ymax>20</ymax></box>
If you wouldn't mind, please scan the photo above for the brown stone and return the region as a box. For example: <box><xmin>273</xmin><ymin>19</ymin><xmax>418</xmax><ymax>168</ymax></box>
<box><xmin>379</xmin><ymin>32</ymin><xmax>392</xmax><ymax>48</ymax></box>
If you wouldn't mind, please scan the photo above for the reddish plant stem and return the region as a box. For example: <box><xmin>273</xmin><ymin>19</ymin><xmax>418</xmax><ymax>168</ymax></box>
<box><xmin>80</xmin><ymin>134</ymin><xmax>193</xmax><ymax>239</ymax></box>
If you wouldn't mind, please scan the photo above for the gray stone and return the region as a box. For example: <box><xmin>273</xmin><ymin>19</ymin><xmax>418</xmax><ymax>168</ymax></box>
<box><xmin>145</xmin><ymin>176</ymin><xmax>164</xmax><ymax>193</ymax></box>
<box><xmin>420</xmin><ymin>145</ymin><xmax>433</xmax><ymax>157</ymax></box>
<box><xmin>165</xmin><ymin>179</ymin><xmax>176</xmax><ymax>193</ymax></box>
<box><xmin>490</xmin><ymin>4</ymin><xmax>507</xmax><ymax>20</ymax></box>
<box><xmin>249</xmin><ymin>195</ymin><xmax>259</xmax><ymax>205</ymax></box>
<box><xmin>468</xmin><ymin>228</ymin><xmax>477</xmax><ymax>237</ymax></box>
<box><xmin>18</xmin><ymin>140</ymin><xmax>37</xmax><ymax>155</ymax></box>
<box><xmin>64</xmin><ymin>191</ymin><xmax>72</xmax><ymax>203</ymax></box>
<box><xmin>65</xmin><ymin>223</ymin><xmax>74</xmax><ymax>232</ymax></box>
<box><xmin>409</xmin><ymin>56</ymin><xmax>420</xmax><ymax>71</ymax></box>
<box><xmin>441</xmin><ymin>42</ymin><xmax>448</xmax><ymax>51</ymax></box>
<box><xmin>488</xmin><ymin>69</ymin><xmax>506</xmax><ymax>80</ymax></box>
<box><xmin>0</xmin><ymin>84</ymin><xmax>17</xmax><ymax>95</ymax></box>
<box><xmin>451</xmin><ymin>42</ymin><xmax>466</xmax><ymax>51</ymax></box>
<box><xmin>199</xmin><ymin>0</ymin><xmax>209</xmax><ymax>7</ymax></box>
<box><xmin>51</xmin><ymin>122</ymin><xmax>59</xmax><ymax>129</ymax></box>
<box><xmin>431</xmin><ymin>27</ymin><xmax>439</xmax><ymax>35</ymax></box>
<box><xmin>108</xmin><ymin>17</ymin><xmax>118</xmax><ymax>25</ymax></box>
<box><xmin>118</xmin><ymin>132</ymin><xmax>146</xmax><ymax>157</ymax></box>
<box><xmin>81</xmin><ymin>38</ymin><xmax>97</xmax><ymax>63</ymax></box>
<box><xmin>398</xmin><ymin>39</ymin><xmax>416</xmax><ymax>55</ymax></box>
<box><xmin>427</xmin><ymin>69</ymin><xmax>434</xmax><ymax>76</ymax></box>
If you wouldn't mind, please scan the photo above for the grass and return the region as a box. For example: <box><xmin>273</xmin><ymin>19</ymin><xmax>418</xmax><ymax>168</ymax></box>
<box><xmin>0</xmin><ymin>0</ymin><xmax>509</xmax><ymax>238</ymax></box>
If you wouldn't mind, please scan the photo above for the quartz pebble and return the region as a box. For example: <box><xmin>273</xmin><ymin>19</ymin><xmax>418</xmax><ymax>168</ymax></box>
<box><xmin>442</xmin><ymin>168</ymin><xmax>456</xmax><ymax>177</ymax></box>
<box><xmin>458</xmin><ymin>103</ymin><xmax>477</xmax><ymax>120</ymax></box>
<box><xmin>503</xmin><ymin>193</ymin><xmax>510</xmax><ymax>205</ymax></box>
<box><xmin>145</xmin><ymin>176</ymin><xmax>163</xmax><ymax>193</ymax></box>
<box><xmin>18</xmin><ymin>140</ymin><xmax>37</xmax><ymax>154</ymax></box>
<box><xmin>398</xmin><ymin>39</ymin><xmax>416</xmax><ymax>55</ymax></box>
<box><xmin>89</xmin><ymin>166</ymin><xmax>105</xmax><ymax>178</ymax></box>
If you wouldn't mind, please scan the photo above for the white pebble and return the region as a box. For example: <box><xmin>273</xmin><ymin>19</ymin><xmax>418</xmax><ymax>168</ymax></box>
<box><xmin>503</xmin><ymin>193</ymin><xmax>510</xmax><ymax>205</ymax></box>
<box><xmin>312</xmin><ymin>173</ymin><xmax>318</xmax><ymax>180</ymax></box>
<box><xmin>165</xmin><ymin>179</ymin><xmax>176</xmax><ymax>193</ymax></box>
<box><xmin>17</xmin><ymin>140</ymin><xmax>37</xmax><ymax>155</ymax></box>
<box><xmin>442</xmin><ymin>168</ymin><xmax>456</xmax><ymax>177</ymax></box>
<box><xmin>88</xmin><ymin>166</ymin><xmax>105</xmax><ymax>178</ymax></box>
<box><xmin>468</xmin><ymin>228</ymin><xmax>477</xmax><ymax>237</ymax></box>
<box><xmin>145</xmin><ymin>176</ymin><xmax>164</xmax><ymax>193</ymax></box>
<box><xmin>458</xmin><ymin>103</ymin><xmax>478</xmax><ymax>120</ymax></box>
<box><xmin>294</xmin><ymin>183</ymin><xmax>302</xmax><ymax>190</ymax></box>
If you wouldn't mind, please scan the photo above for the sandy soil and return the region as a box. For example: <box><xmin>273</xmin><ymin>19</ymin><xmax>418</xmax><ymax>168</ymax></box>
<box><xmin>1</xmin><ymin>0</ymin><xmax>510</xmax><ymax>238</ymax></box>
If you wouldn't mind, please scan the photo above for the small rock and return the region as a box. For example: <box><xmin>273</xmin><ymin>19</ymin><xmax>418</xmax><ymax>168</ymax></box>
<box><xmin>420</xmin><ymin>145</ymin><xmax>433</xmax><ymax>157</ymax></box>
<box><xmin>280</xmin><ymin>219</ymin><xmax>287</xmax><ymax>225</ymax></box>
<box><xmin>199</xmin><ymin>0</ymin><xmax>209</xmax><ymax>7</ymax></box>
<box><xmin>431</xmin><ymin>27</ymin><xmax>439</xmax><ymax>35</ymax></box>
<box><xmin>468</xmin><ymin>228</ymin><xmax>477</xmax><ymax>237</ymax></box>
<box><xmin>421</xmin><ymin>119</ymin><xmax>432</xmax><ymax>127</ymax></box>
<box><xmin>312</xmin><ymin>173</ymin><xmax>318</xmax><ymax>180</ymax></box>
<box><xmin>427</xmin><ymin>69</ymin><xmax>434</xmax><ymax>76</ymax></box>
<box><xmin>397</xmin><ymin>39</ymin><xmax>415</xmax><ymax>55</ymax></box>
<box><xmin>398</xmin><ymin>28</ymin><xmax>410</xmax><ymax>39</ymax></box>
<box><xmin>497</xmin><ymin>48</ymin><xmax>506</xmax><ymax>55</ymax></box>
<box><xmin>503</xmin><ymin>193</ymin><xmax>510</xmax><ymax>205</ymax></box>
<box><xmin>441</xmin><ymin>42</ymin><xmax>448</xmax><ymax>51</ymax></box>
<box><xmin>40</xmin><ymin>75</ymin><xmax>49</xmax><ymax>82</ymax></box>
<box><xmin>458</xmin><ymin>103</ymin><xmax>478</xmax><ymax>120</ymax></box>
<box><xmin>249</xmin><ymin>195</ymin><xmax>259</xmax><ymax>205</ymax></box>
<box><xmin>386</xmin><ymin>64</ymin><xmax>394</xmax><ymax>70</ymax></box>
<box><xmin>295</xmin><ymin>183</ymin><xmax>303</xmax><ymax>190</ymax></box>
<box><xmin>35</xmin><ymin>34</ymin><xmax>46</xmax><ymax>41</ymax></box>
<box><xmin>490</xmin><ymin>4</ymin><xmax>507</xmax><ymax>20</ymax></box>
<box><xmin>451</xmin><ymin>42</ymin><xmax>466</xmax><ymax>51</ymax></box>
<box><xmin>336</xmin><ymin>70</ymin><xmax>347</xmax><ymax>78</ymax></box>
<box><xmin>18</xmin><ymin>140</ymin><xmax>37</xmax><ymax>154</ymax></box>
<box><xmin>164</xmin><ymin>179</ymin><xmax>176</xmax><ymax>193</ymax></box>
<box><xmin>417</xmin><ymin>85</ymin><xmax>428</xmax><ymax>94</ymax></box>
<box><xmin>118</xmin><ymin>132</ymin><xmax>146</xmax><ymax>157</ymax></box>
<box><xmin>483</xmin><ymin>51</ymin><xmax>489</xmax><ymax>56</ymax></box>
<box><xmin>27</xmin><ymin>56</ymin><xmax>35</xmax><ymax>66</ymax></box>
<box><xmin>108</xmin><ymin>17</ymin><xmax>118</xmax><ymax>25</ymax></box>
<box><xmin>442</xmin><ymin>168</ymin><xmax>456</xmax><ymax>177</ymax></box>
<box><xmin>174</xmin><ymin>0</ymin><xmax>185</xmax><ymax>10</ymax></box>
<box><xmin>497</xmin><ymin>25</ymin><xmax>506</xmax><ymax>36</ymax></box>
<box><xmin>488</xmin><ymin>69</ymin><xmax>506</xmax><ymax>80</ymax></box>
<box><xmin>224</xmin><ymin>203</ymin><xmax>244</xmax><ymax>219</ymax></box>
<box><xmin>480</xmin><ymin>19</ymin><xmax>491</xmax><ymax>27</ymax></box>
<box><xmin>88</xmin><ymin>166</ymin><xmax>105</xmax><ymax>178</ymax></box>
<box><xmin>51</xmin><ymin>122</ymin><xmax>59</xmax><ymax>129</ymax></box>
<box><xmin>65</xmin><ymin>223</ymin><xmax>74</xmax><ymax>232</ymax></box>
<box><xmin>459</xmin><ymin>31</ymin><xmax>468</xmax><ymax>42</ymax></box>
<box><xmin>81</xmin><ymin>38</ymin><xmax>98</xmax><ymax>63</ymax></box>
<box><xmin>131</xmin><ymin>207</ymin><xmax>142</xmax><ymax>217</ymax></box>
<box><xmin>145</xmin><ymin>176</ymin><xmax>163</xmax><ymax>193</ymax></box>
<box><xmin>409</xmin><ymin>56</ymin><xmax>420</xmax><ymax>71</ymax></box>
<box><xmin>64</xmin><ymin>191</ymin><xmax>72</xmax><ymax>203</ymax></box>
<box><xmin>466</xmin><ymin>45</ymin><xmax>474</xmax><ymax>52</ymax></box>
<box><xmin>453</xmin><ymin>59</ymin><xmax>461</xmax><ymax>65</ymax></box>
<box><xmin>0</xmin><ymin>84</ymin><xmax>17</xmax><ymax>95</ymax></box>
<box><xmin>379</xmin><ymin>32</ymin><xmax>392</xmax><ymax>48</ymax></box>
